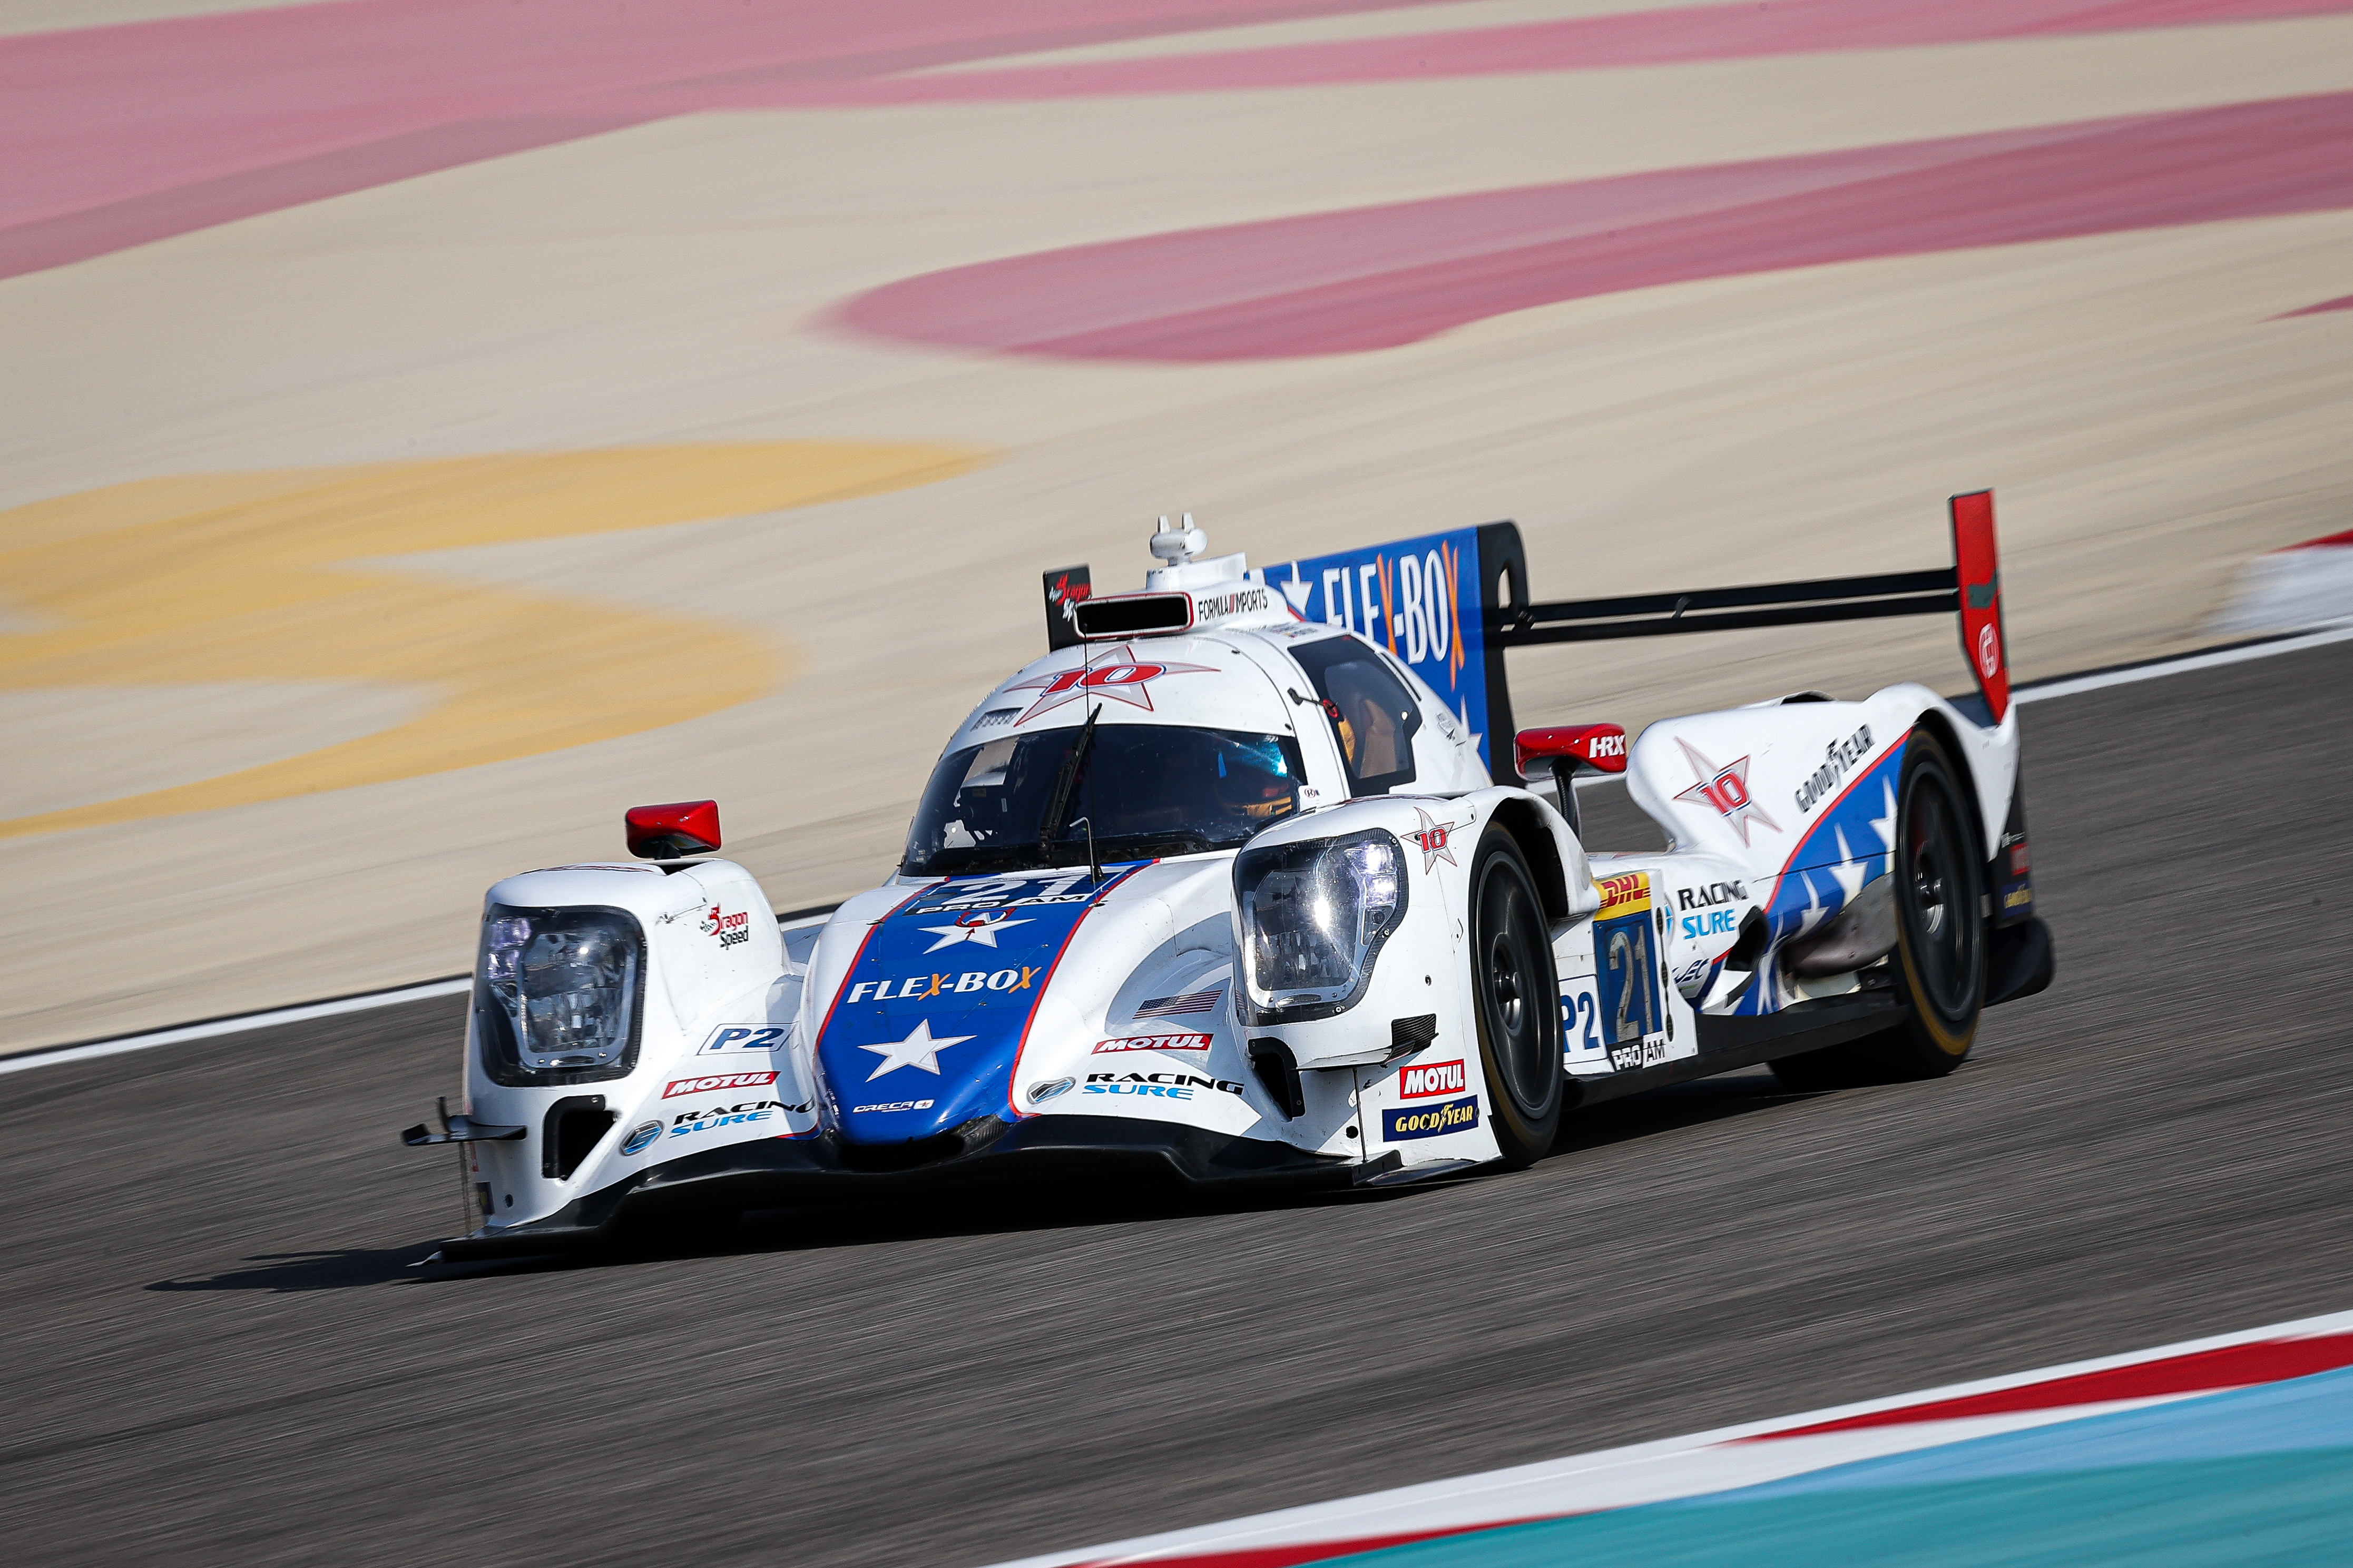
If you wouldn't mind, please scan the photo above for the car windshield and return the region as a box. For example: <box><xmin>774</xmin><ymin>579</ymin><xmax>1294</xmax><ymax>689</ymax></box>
<box><xmin>904</xmin><ymin>724</ymin><xmax>1308</xmax><ymax>875</ymax></box>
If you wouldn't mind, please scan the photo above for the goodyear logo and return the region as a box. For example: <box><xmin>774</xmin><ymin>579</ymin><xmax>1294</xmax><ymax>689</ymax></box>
<box><xmin>1383</xmin><ymin>1094</ymin><xmax>1480</xmax><ymax>1141</ymax></box>
<box><xmin>1595</xmin><ymin>871</ymin><xmax>1652</xmax><ymax>920</ymax></box>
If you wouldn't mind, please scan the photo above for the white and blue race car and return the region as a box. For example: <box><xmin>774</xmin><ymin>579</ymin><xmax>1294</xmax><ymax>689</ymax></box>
<box><xmin>406</xmin><ymin>499</ymin><xmax>2053</xmax><ymax>1257</ymax></box>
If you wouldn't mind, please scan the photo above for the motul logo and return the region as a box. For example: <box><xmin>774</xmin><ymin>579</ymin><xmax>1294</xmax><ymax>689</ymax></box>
<box><xmin>1399</xmin><ymin>1059</ymin><xmax>1467</xmax><ymax>1099</ymax></box>
<box><xmin>663</xmin><ymin>1071</ymin><xmax>778</xmax><ymax>1099</ymax></box>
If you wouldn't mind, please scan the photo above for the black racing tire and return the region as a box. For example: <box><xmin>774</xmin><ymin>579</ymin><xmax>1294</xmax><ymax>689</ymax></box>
<box><xmin>1467</xmin><ymin>829</ymin><xmax>1564</xmax><ymax>1167</ymax></box>
<box><xmin>1769</xmin><ymin>731</ymin><xmax>1987</xmax><ymax>1089</ymax></box>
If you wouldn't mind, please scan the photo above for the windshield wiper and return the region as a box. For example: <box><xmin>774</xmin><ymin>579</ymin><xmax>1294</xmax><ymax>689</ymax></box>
<box><xmin>1037</xmin><ymin>703</ymin><xmax>1102</xmax><ymax>877</ymax></box>
<box><xmin>1090</xmin><ymin>830</ymin><xmax>1224</xmax><ymax>859</ymax></box>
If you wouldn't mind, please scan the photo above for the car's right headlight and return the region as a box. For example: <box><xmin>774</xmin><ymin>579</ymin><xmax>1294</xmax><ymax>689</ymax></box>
<box><xmin>1233</xmin><ymin>828</ymin><xmax>1407</xmax><ymax>1023</ymax></box>
<box><xmin>475</xmin><ymin>903</ymin><xmax>645</xmax><ymax>1086</ymax></box>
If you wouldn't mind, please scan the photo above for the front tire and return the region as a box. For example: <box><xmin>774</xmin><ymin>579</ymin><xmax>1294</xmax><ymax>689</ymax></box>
<box><xmin>1770</xmin><ymin>732</ymin><xmax>1987</xmax><ymax>1089</ymax></box>
<box><xmin>1468</xmin><ymin>830</ymin><xmax>1564</xmax><ymax>1166</ymax></box>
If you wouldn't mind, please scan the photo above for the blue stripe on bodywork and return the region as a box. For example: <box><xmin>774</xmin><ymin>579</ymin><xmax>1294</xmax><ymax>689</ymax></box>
<box><xmin>1733</xmin><ymin>735</ymin><xmax>1909</xmax><ymax>1017</ymax></box>
<box><xmin>815</xmin><ymin>866</ymin><xmax>1145</xmax><ymax>1143</ymax></box>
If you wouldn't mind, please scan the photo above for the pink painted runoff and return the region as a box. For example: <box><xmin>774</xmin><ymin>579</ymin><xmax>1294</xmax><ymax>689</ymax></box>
<box><xmin>9</xmin><ymin>0</ymin><xmax>2352</xmax><ymax>278</ymax></box>
<box><xmin>838</xmin><ymin>91</ymin><xmax>2353</xmax><ymax>361</ymax></box>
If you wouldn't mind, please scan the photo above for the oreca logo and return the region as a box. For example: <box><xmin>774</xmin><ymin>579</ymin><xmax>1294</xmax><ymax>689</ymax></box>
<box><xmin>1978</xmin><ymin>623</ymin><xmax>2001</xmax><ymax>678</ymax></box>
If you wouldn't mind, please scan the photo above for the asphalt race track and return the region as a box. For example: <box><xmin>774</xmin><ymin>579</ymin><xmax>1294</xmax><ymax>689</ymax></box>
<box><xmin>5</xmin><ymin>642</ymin><xmax>2349</xmax><ymax>1568</ymax></box>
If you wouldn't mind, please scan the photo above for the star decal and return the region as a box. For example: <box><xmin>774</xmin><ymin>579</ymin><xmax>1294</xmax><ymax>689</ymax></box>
<box><xmin>1788</xmin><ymin>869</ymin><xmax>1828</xmax><ymax>942</ymax></box>
<box><xmin>1001</xmin><ymin>643</ymin><xmax>1219</xmax><ymax>725</ymax></box>
<box><xmin>1671</xmin><ymin>737</ymin><xmax>1782</xmax><ymax>845</ymax></box>
<box><xmin>1406</xmin><ymin>807</ymin><xmax>1460</xmax><ymax>871</ymax></box>
<box><xmin>919</xmin><ymin>909</ymin><xmax>1032</xmax><ymax>953</ymax></box>
<box><xmin>858</xmin><ymin>1019</ymin><xmax>975</xmax><ymax>1080</ymax></box>
<box><xmin>1869</xmin><ymin>778</ymin><xmax>1898</xmax><ymax>877</ymax></box>
<box><xmin>1826</xmin><ymin>826</ymin><xmax>1868</xmax><ymax>909</ymax></box>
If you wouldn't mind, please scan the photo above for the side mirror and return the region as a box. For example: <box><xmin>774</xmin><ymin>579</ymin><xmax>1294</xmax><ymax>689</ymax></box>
<box><xmin>625</xmin><ymin>800</ymin><xmax>722</xmax><ymax>859</ymax></box>
<box><xmin>1513</xmin><ymin>725</ymin><xmax>1628</xmax><ymax>837</ymax></box>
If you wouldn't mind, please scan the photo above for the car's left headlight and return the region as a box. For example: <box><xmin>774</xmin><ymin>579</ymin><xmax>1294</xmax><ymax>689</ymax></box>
<box><xmin>1233</xmin><ymin>828</ymin><xmax>1407</xmax><ymax>1023</ymax></box>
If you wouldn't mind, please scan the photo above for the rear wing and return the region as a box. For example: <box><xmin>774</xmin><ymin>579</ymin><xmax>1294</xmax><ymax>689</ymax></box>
<box><xmin>1488</xmin><ymin>490</ymin><xmax>2011</xmax><ymax>761</ymax></box>
<box><xmin>1041</xmin><ymin>495</ymin><xmax>2008</xmax><ymax>785</ymax></box>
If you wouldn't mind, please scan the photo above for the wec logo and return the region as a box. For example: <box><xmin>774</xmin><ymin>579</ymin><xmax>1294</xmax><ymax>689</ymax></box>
<box><xmin>1398</xmin><ymin>1059</ymin><xmax>1467</xmax><ymax>1099</ymax></box>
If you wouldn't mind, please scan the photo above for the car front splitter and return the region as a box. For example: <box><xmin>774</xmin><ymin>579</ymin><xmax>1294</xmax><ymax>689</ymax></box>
<box><xmin>428</xmin><ymin>1116</ymin><xmax>1352</xmax><ymax>1260</ymax></box>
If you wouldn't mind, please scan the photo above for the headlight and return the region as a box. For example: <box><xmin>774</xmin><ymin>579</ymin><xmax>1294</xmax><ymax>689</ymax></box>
<box><xmin>476</xmin><ymin>904</ymin><xmax>645</xmax><ymax>1086</ymax></box>
<box><xmin>1233</xmin><ymin>829</ymin><xmax>1407</xmax><ymax>1023</ymax></box>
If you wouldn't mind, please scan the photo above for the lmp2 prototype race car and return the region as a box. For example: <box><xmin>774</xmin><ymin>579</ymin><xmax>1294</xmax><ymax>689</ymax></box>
<box><xmin>405</xmin><ymin>497</ymin><xmax>2054</xmax><ymax>1257</ymax></box>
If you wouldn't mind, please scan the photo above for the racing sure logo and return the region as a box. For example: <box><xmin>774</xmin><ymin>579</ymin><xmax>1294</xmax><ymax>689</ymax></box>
<box><xmin>668</xmin><ymin>1098</ymin><xmax>787</xmax><ymax>1137</ymax></box>
<box><xmin>1676</xmin><ymin>879</ymin><xmax>1747</xmax><ymax>941</ymax></box>
<box><xmin>1084</xmin><ymin>1071</ymin><xmax>1248</xmax><ymax>1100</ymax></box>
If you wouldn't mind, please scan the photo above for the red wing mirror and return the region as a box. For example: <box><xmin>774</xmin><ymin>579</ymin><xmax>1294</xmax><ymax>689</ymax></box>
<box><xmin>626</xmin><ymin>800</ymin><xmax>721</xmax><ymax>859</ymax></box>
<box><xmin>1514</xmin><ymin>725</ymin><xmax>1629</xmax><ymax>778</ymax></box>
<box><xmin>1514</xmin><ymin>725</ymin><xmax>1626</xmax><ymax>840</ymax></box>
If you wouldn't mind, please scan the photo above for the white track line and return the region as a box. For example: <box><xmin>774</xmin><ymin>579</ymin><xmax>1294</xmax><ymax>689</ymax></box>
<box><xmin>2013</xmin><ymin>621</ymin><xmax>2353</xmax><ymax>705</ymax></box>
<box><xmin>0</xmin><ymin>977</ymin><xmax>471</xmax><ymax>1075</ymax></box>
<box><xmin>10</xmin><ymin>620</ymin><xmax>2351</xmax><ymax>1075</ymax></box>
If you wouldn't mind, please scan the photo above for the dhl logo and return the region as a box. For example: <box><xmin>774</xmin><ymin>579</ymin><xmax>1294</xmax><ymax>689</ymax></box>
<box><xmin>1595</xmin><ymin>871</ymin><xmax>1652</xmax><ymax>919</ymax></box>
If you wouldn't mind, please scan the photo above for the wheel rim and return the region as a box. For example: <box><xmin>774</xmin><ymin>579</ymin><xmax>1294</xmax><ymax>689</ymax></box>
<box><xmin>1477</xmin><ymin>861</ymin><xmax>1554</xmax><ymax>1113</ymax></box>
<box><xmin>1901</xmin><ymin>767</ymin><xmax>1979</xmax><ymax>1021</ymax></box>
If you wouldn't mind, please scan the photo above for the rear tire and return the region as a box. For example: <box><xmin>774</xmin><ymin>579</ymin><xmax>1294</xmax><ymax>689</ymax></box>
<box><xmin>1468</xmin><ymin>830</ymin><xmax>1564</xmax><ymax>1166</ymax></box>
<box><xmin>1769</xmin><ymin>732</ymin><xmax>1986</xmax><ymax>1089</ymax></box>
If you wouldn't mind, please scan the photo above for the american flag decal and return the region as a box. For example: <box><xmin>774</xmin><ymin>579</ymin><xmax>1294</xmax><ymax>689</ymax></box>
<box><xmin>1134</xmin><ymin>987</ymin><xmax>1223</xmax><ymax>1019</ymax></box>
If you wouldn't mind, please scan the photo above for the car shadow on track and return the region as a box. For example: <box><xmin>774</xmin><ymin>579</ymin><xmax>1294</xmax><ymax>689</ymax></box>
<box><xmin>143</xmin><ymin>1072</ymin><xmax>1828</xmax><ymax>1292</ymax></box>
<box><xmin>146</xmin><ymin>1246</ymin><xmax>453</xmax><ymax>1293</ymax></box>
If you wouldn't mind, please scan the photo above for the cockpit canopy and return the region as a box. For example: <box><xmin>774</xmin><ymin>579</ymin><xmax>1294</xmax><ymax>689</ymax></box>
<box><xmin>904</xmin><ymin>725</ymin><xmax>1308</xmax><ymax>875</ymax></box>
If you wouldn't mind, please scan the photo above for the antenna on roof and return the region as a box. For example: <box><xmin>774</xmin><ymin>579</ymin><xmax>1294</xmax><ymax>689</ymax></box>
<box><xmin>1149</xmin><ymin>512</ymin><xmax>1206</xmax><ymax>566</ymax></box>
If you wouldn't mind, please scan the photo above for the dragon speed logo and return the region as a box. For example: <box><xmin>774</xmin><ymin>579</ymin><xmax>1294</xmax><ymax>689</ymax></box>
<box><xmin>701</xmin><ymin>904</ymin><xmax>752</xmax><ymax>948</ymax></box>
